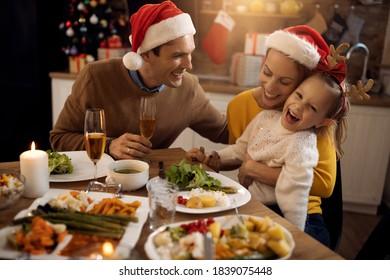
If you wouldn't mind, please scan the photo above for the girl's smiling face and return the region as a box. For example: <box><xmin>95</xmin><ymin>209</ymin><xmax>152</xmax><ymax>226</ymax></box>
<box><xmin>281</xmin><ymin>74</ymin><xmax>335</xmax><ymax>132</ymax></box>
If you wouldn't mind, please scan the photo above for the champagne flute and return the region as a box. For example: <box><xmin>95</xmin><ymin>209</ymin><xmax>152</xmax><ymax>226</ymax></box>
<box><xmin>84</xmin><ymin>108</ymin><xmax>106</xmax><ymax>182</ymax></box>
<box><xmin>139</xmin><ymin>96</ymin><xmax>156</xmax><ymax>140</ymax></box>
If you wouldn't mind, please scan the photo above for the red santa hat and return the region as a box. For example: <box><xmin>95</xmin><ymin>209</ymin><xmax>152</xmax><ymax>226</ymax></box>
<box><xmin>267</xmin><ymin>25</ymin><xmax>347</xmax><ymax>83</ymax></box>
<box><xmin>123</xmin><ymin>1</ymin><xmax>196</xmax><ymax>70</ymax></box>
<box><xmin>265</xmin><ymin>25</ymin><xmax>329</xmax><ymax>70</ymax></box>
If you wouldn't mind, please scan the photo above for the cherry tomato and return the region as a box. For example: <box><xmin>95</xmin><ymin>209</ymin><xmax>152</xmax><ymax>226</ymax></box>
<box><xmin>177</xmin><ymin>196</ymin><xmax>183</xmax><ymax>204</ymax></box>
<box><xmin>177</xmin><ymin>196</ymin><xmax>189</xmax><ymax>205</ymax></box>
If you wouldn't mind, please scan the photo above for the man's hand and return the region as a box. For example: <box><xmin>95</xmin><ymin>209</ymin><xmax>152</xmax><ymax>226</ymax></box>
<box><xmin>108</xmin><ymin>133</ymin><xmax>152</xmax><ymax>159</ymax></box>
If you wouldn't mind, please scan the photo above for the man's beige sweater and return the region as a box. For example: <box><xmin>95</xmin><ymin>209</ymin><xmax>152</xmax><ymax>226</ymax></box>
<box><xmin>50</xmin><ymin>59</ymin><xmax>228</xmax><ymax>152</ymax></box>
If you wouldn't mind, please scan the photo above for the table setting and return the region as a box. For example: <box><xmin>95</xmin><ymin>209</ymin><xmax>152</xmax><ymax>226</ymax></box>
<box><xmin>0</xmin><ymin>146</ymin><xmax>343</xmax><ymax>260</ymax></box>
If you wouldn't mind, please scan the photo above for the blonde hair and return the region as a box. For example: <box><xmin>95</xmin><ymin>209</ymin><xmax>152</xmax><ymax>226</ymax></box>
<box><xmin>312</xmin><ymin>72</ymin><xmax>349</xmax><ymax>159</ymax></box>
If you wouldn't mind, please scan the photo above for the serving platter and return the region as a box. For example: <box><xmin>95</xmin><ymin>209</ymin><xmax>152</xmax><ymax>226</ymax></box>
<box><xmin>147</xmin><ymin>172</ymin><xmax>251</xmax><ymax>214</ymax></box>
<box><xmin>144</xmin><ymin>214</ymin><xmax>295</xmax><ymax>260</ymax></box>
<box><xmin>0</xmin><ymin>189</ymin><xmax>149</xmax><ymax>260</ymax></box>
<box><xmin>49</xmin><ymin>151</ymin><xmax>114</xmax><ymax>182</ymax></box>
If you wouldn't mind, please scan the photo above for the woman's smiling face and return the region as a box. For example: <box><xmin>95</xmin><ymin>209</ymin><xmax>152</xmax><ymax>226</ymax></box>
<box><xmin>258</xmin><ymin>49</ymin><xmax>306</xmax><ymax>110</ymax></box>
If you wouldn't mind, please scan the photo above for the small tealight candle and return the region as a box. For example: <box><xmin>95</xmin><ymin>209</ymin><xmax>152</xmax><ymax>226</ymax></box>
<box><xmin>102</xmin><ymin>242</ymin><xmax>115</xmax><ymax>258</ymax></box>
<box><xmin>20</xmin><ymin>141</ymin><xmax>49</xmax><ymax>198</ymax></box>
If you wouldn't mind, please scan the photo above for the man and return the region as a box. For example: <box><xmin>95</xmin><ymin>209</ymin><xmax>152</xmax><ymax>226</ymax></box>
<box><xmin>50</xmin><ymin>1</ymin><xmax>228</xmax><ymax>159</ymax></box>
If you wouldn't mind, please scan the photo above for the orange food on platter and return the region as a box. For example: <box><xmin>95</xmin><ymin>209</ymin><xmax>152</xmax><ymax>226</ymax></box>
<box><xmin>9</xmin><ymin>216</ymin><xmax>67</xmax><ymax>255</ymax></box>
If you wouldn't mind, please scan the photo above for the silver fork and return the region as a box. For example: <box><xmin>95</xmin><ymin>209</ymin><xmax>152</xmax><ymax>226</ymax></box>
<box><xmin>232</xmin><ymin>198</ymin><xmax>244</xmax><ymax>225</ymax></box>
<box><xmin>203</xmin><ymin>232</ymin><xmax>214</xmax><ymax>260</ymax></box>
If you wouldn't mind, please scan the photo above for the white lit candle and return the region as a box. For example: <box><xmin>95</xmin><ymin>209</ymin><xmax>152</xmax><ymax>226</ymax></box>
<box><xmin>20</xmin><ymin>141</ymin><xmax>49</xmax><ymax>198</ymax></box>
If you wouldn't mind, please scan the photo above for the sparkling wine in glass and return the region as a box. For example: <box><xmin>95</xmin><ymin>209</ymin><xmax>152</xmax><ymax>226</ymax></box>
<box><xmin>139</xmin><ymin>96</ymin><xmax>156</xmax><ymax>140</ymax></box>
<box><xmin>84</xmin><ymin>108</ymin><xmax>106</xmax><ymax>181</ymax></box>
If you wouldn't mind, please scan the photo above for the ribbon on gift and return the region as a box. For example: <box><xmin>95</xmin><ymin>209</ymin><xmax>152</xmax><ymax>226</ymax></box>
<box><xmin>69</xmin><ymin>54</ymin><xmax>87</xmax><ymax>74</ymax></box>
<box><xmin>251</xmin><ymin>33</ymin><xmax>259</xmax><ymax>55</ymax></box>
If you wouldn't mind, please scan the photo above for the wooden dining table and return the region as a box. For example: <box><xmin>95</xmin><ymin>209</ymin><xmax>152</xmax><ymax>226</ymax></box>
<box><xmin>0</xmin><ymin>148</ymin><xmax>343</xmax><ymax>260</ymax></box>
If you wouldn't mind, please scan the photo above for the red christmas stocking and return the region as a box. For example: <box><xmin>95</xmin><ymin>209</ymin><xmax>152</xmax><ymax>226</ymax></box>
<box><xmin>202</xmin><ymin>10</ymin><xmax>235</xmax><ymax>64</ymax></box>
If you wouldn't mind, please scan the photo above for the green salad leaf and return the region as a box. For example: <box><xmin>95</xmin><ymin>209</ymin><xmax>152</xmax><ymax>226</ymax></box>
<box><xmin>46</xmin><ymin>150</ymin><xmax>74</xmax><ymax>175</ymax></box>
<box><xmin>165</xmin><ymin>159</ymin><xmax>236</xmax><ymax>194</ymax></box>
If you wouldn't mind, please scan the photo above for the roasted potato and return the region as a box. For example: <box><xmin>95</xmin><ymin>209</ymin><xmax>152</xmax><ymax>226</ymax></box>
<box><xmin>186</xmin><ymin>197</ymin><xmax>203</xmax><ymax>209</ymax></box>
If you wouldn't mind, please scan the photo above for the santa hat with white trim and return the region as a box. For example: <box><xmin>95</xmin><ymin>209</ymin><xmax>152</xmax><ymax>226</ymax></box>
<box><xmin>265</xmin><ymin>25</ymin><xmax>330</xmax><ymax>70</ymax></box>
<box><xmin>122</xmin><ymin>1</ymin><xmax>196</xmax><ymax>70</ymax></box>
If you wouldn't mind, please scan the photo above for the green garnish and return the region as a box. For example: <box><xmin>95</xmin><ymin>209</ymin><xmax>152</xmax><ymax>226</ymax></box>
<box><xmin>165</xmin><ymin>159</ymin><xmax>236</xmax><ymax>194</ymax></box>
<box><xmin>47</xmin><ymin>150</ymin><xmax>74</xmax><ymax>175</ymax></box>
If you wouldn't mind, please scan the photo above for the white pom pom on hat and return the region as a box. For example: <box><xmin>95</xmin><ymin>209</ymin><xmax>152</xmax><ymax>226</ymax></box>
<box><xmin>123</xmin><ymin>50</ymin><xmax>143</xmax><ymax>70</ymax></box>
<box><xmin>123</xmin><ymin>1</ymin><xmax>196</xmax><ymax>70</ymax></box>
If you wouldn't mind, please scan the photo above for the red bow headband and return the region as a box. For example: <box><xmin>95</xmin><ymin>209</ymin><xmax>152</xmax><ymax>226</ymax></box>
<box><xmin>316</xmin><ymin>44</ymin><xmax>348</xmax><ymax>87</ymax></box>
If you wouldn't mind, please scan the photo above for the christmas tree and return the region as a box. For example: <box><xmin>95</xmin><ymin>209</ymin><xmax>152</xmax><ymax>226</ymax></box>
<box><xmin>59</xmin><ymin>0</ymin><xmax>130</xmax><ymax>71</ymax></box>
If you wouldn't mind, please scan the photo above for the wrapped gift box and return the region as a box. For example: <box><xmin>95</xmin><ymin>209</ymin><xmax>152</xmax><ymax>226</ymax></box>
<box><xmin>108</xmin><ymin>35</ymin><xmax>123</xmax><ymax>48</ymax></box>
<box><xmin>244</xmin><ymin>32</ymin><xmax>268</xmax><ymax>56</ymax></box>
<box><xmin>98</xmin><ymin>48</ymin><xmax>130</xmax><ymax>60</ymax></box>
<box><xmin>69</xmin><ymin>54</ymin><xmax>87</xmax><ymax>74</ymax></box>
<box><xmin>230</xmin><ymin>53</ymin><xmax>264</xmax><ymax>87</ymax></box>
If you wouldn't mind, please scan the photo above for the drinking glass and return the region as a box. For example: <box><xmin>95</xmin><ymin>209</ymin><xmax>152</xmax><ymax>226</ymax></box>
<box><xmin>84</xmin><ymin>108</ymin><xmax>106</xmax><ymax>182</ymax></box>
<box><xmin>146</xmin><ymin>178</ymin><xmax>178</xmax><ymax>231</ymax></box>
<box><xmin>139</xmin><ymin>96</ymin><xmax>156</xmax><ymax>140</ymax></box>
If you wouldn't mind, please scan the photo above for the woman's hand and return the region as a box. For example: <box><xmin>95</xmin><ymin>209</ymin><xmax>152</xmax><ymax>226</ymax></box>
<box><xmin>238</xmin><ymin>153</ymin><xmax>255</xmax><ymax>187</ymax></box>
<box><xmin>238</xmin><ymin>153</ymin><xmax>282</xmax><ymax>188</ymax></box>
<box><xmin>108</xmin><ymin>133</ymin><xmax>152</xmax><ymax>159</ymax></box>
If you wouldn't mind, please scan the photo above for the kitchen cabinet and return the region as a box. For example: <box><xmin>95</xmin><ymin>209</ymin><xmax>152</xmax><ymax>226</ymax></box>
<box><xmin>340</xmin><ymin>104</ymin><xmax>390</xmax><ymax>215</ymax></box>
<box><xmin>50</xmin><ymin>73</ymin><xmax>76</xmax><ymax>127</ymax></box>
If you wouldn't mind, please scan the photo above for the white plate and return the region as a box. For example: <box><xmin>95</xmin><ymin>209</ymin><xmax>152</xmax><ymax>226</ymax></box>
<box><xmin>49</xmin><ymin>151</ymin><xmax>114</xmax><ymax>182</ymax></box>
<box><xmin>144</xmin><ymin>214</ymin><xmax>295</xmax><ymax>260</ymax></box>
<box><xmin>147</xmin><ymin>172</ymin><xmax>251</xmax><ymax>214</ymax></box>
<box><xmin>0</xmin><ymin>188</ymin><xmax>149</xmax><ymax>260</ymax></box>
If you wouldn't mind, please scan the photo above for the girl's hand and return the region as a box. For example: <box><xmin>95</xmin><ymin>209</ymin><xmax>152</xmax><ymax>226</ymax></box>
<box><xmin>186</xmin><ymin>147</ymin><xmax>206</xmax><ymax>163</ymax></box>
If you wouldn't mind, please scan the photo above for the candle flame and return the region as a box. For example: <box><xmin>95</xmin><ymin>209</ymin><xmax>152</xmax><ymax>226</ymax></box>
<box><xmin>31</xmin><ymin>141</ymin><xmax>36</xmax><ymax>151</ymax></box>
<box><xmin>102</xmin><ymin>242</ymin><xmax>114</xmax><ymax>256</ymax></box>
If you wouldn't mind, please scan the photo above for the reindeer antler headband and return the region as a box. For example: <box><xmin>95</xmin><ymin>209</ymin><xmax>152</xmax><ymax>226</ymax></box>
<box><xmin>319</xmin><ymin>43</ymin><xmax>373</xmax><ymax>119</ymax></box>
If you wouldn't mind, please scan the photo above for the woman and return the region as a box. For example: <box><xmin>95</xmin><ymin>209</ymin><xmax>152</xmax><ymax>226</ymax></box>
<box><xmin>227</xmin><ymin>26</ymin><xmax>338</xmax><ymax>246</ymax></box>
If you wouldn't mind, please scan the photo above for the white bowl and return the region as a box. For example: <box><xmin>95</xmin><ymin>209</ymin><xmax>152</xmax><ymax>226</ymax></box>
<box><xmin>106</xmin><ymin>160</ymin><xmax>149</xmax><ymax>191</ymax></box>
